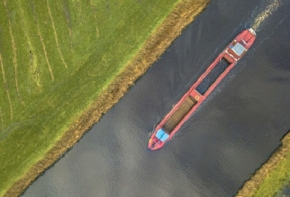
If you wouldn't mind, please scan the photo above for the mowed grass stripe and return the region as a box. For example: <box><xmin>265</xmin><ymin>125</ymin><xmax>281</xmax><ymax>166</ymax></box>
<box><xmin>48</xmin><ymin>1</ymin><xmax>74</xmax><ymax>66</ymax></box>
<box><xmin>0</xmin><ymin>108</ymin><xmax>3</xmax><ymax>131</ymax></box>
<box><xmin>45</xmin><ymin>0</ymin><xmax>68</xmax><ymax>69</ymax></box>
<box><xmin>30</xmin><ymin>0</ymin><xmax>54</xmax><ymax>81</ymax></box>
<box><xmin>17</xmin><ymin>1</ymin><xmax>45</xmax><ymax>91</ymax></box>
<box><xmin>0</xmin><ymin>53</ymin><xmax>13</xmax><ymax>120</ymax></box>
<box><xmin>3</xmin><ymin>0</ymin><xmax>23</xmax><ymax>105</ymax></box>
<box><xmin>0</xmin><ymin>4</ymin><xmax>16</xmax><ymax>123</ymax></box>
<box><xmin>8</xmin><ymin>0</ymin><xmax>44</xmax><ymax>108</ymax></box>
<box><xmin>66</xmin><ymin>1</ymin><xmax>99</xmax><ymax>66</ymax></box>
<box><xmin>90</xmin><ymin>2</ymin><xmax>100</xmax><ymax>39</ymax></box>
<box><xmin>62</xmin><ymin>0</ymin><xmax>73</xmax><ymax>51</ymax></box>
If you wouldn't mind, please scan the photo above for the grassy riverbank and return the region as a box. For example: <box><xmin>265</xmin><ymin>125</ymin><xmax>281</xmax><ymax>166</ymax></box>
<box><xmin>0</xmin><ymin>0</ymin><xmax>210</xmax><ymax>196</ymax></box>
<box><xmin>254</xmin><ymin>154</ymin><xmax>290</xmax><ymax>196</ymax></box>
<box><xmin>0</xmin><ymin>0</ymin><xmax>180</xmax><ymax>195</ymax></box>
<box><xmin>237</xmin><ymin>132</ymin><xmax>290</xmax><ymax>197</ymax></box>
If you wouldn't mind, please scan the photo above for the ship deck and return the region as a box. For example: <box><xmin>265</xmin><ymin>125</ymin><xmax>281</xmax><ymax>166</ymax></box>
<box><xmin>163</xmin><ymin>96</ymin><xmax>197</xmax><ymax>133</ymax></box>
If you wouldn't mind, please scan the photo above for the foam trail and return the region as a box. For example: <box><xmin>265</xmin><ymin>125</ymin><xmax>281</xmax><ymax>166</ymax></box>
<box><xmin>252</xmin><ymin>0</ymin><xmax>282</xmax><ymax>31</ymax></box>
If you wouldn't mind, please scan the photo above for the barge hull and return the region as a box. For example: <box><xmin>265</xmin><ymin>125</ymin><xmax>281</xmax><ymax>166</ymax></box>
<box><xmin>148</xmin><ymin>28</ymin><xmax>256</xmax><ymax>150</ymax></box>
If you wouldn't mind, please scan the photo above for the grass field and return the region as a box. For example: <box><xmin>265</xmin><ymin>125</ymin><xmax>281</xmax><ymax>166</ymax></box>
<box><xmin>0</xmin><ymin>0</ymin><xmax>183</xmax><ymax>195</ymax></box>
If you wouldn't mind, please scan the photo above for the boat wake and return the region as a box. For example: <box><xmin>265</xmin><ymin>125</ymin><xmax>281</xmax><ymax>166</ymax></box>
<box><xmin>251</xmin><ymin>0</ymin><xmax>282</xmax><ymax>31</ymax></box>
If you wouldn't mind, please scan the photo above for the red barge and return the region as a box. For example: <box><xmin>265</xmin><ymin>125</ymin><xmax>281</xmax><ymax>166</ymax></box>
<box><xmin>148</xmin><ymin>28</ymin><xmax>256</xmax><ymax>150</ymax></box>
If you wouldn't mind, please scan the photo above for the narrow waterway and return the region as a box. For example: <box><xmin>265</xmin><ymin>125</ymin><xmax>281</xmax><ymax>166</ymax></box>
<box><xmin>22</xmin><ymin>0</ymin><xmax>290</xmax><ymax>196</ymax></box>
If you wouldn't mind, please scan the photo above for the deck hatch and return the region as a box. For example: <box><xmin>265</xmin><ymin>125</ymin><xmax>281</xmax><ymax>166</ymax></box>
<box><xmin>196</xmin><ymin>58</ymin><xmax>230</xmax><ymax>95</ymax></box>
<box><xmin>163</xmin><ymin>96</ymin><xmax>197</xmax><ymax>133</ymax></box>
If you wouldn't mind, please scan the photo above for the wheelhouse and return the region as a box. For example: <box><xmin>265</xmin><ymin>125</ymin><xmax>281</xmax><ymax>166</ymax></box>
<box><xmin>154</xmin><ymin>129</ymin><xmax>169</xmax><ymax>143</ymax></box>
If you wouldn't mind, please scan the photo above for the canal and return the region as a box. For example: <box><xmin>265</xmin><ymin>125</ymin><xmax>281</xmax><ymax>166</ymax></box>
<box><xmin>22</xmin><ymin>0</ymin><xmax>290</xmax><ymax>196</ymax></box>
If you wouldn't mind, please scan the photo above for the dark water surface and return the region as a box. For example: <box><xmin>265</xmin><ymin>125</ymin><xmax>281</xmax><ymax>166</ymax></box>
<box><xmin>22</xmin><ymin>0</ymin><xmax>290</xmax><ymax>196</ymax></box>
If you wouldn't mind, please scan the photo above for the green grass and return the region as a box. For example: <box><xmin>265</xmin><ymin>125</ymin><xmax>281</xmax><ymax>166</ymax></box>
<box><xmin>0</xmin><ymin>0</ymin><xmax>180</xmax><ymax>195</ymax></box>
<box><xmin>252</xmin><ymin>150</ymin><xmax>290</xmax><ymax>197</ymax></box>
